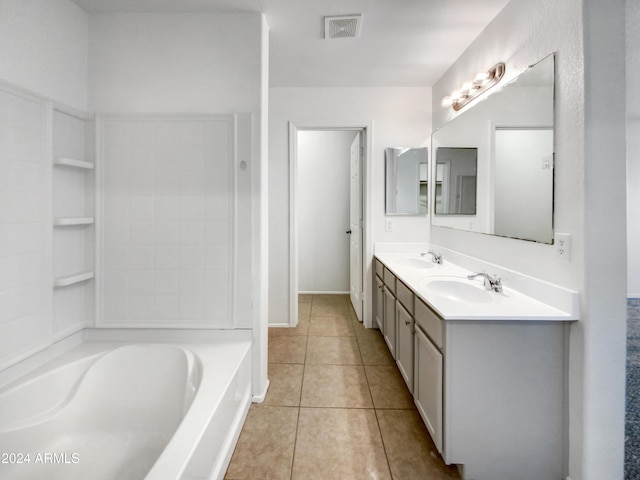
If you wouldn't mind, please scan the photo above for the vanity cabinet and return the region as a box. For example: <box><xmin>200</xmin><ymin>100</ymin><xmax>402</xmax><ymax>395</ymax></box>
<box><xmin>383</xmin><ymin>287</ymin><xmax>397</xmax><ymax>358</ymax></box>
<box><xmin>374</xmin><ymin>275</ymin><xmax>385</xmax><ymax>332</ymax></box>
<box><xmin>373</xmin><ymin>254</ymin><xmax>570</xmax><ymax>479</ymax></box>
<box><xmin>395</xmin><ymin>280</ymin><xmax>415</xmax><ymax>392</ymax></box>
<box><xmin>395</xmin><ymin>301</ymin><xmax>414</xmax><ymax>391</ymax></box>
<box><xmin>375</xmin><ymin>260</ymin><xmax>415</xmax><ymax>391</ymax></box>
<box><xmin>381</xmin><ymin>267</ymin><xmax>397</xmax><ymax>358</ymax></box>
<box><xmin>413</xmin><ymin>297</ymin><xmax>445</xmax><ymax>453</ymax></box>
<box><xmin>414</xmin><ymin>322</ymin><xmax>443</xmax><ymax>452</ymax></box>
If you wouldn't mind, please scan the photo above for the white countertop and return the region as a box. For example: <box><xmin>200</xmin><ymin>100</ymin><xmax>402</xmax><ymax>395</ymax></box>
<box><xmin>375</xmin><ymin>252</ymin><xmax>577</xmax><ymax>321</ymax></box>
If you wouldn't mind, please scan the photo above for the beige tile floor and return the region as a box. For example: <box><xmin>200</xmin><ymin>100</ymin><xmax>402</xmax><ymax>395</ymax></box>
<box><xmin>225</xmin><ymin>294</ymin><xmax>461</xmax><ymax>480</ymax></box>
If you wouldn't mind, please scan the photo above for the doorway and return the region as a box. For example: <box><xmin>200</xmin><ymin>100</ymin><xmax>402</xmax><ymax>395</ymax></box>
<box><xmin>288</xmin><ymin>123</ymin><xmax>371</xmax><ymax>328</ymax></box>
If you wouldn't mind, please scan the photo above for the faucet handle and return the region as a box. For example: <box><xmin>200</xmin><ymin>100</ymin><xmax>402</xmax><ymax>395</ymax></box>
<box><xmin>420</xmin><ymin>251</ymin><xmax>443</xmax><ymax>264</ymax></box>
<box><xmin>489</xmin><ymin>274</ymin><xmax>505</xmax><ymax>293</ymax></box>
<box><xmin>467</xmin><ymin>271</ymin><xmax>503</xmax><ymax>292</ymax></box>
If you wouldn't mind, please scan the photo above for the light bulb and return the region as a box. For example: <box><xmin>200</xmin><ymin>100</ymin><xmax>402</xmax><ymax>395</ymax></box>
<box><xmin>474</xmin><ymin>71</ymin><xmax>490</xmax><ymax>87</ymax></box>
<box><xmin>441</xmin><ymin>96</ymin><xmax>453</xmax><ymax>107</ymax></box>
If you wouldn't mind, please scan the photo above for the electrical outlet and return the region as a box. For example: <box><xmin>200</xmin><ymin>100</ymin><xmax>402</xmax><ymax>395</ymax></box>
<box><xmin>554</xmin><ymin>233</ymin><xmax>571</xmax><ymax>260</ymax></box>
<box><xmin>385</xmin><ymin>219</ymin><xmax>393</xmax><ymax>232</ymax></box>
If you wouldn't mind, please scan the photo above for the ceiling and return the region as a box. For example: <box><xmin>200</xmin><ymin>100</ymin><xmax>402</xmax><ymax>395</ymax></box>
<box><xmin>71</xmin><ymin>0</ymin><xmax>511</xmax><ymax>88</ymax></box>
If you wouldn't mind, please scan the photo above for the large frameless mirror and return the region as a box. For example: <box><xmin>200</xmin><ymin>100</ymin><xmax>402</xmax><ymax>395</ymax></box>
<box><xmin>431</xmin><ymin>53</ymin><xmax>555</xmax><ymax>244</ymax></box>
<box><xmin>385</xmin><ymin>147</ymin><xmax>428</xmax><ymax>215</ymax></box>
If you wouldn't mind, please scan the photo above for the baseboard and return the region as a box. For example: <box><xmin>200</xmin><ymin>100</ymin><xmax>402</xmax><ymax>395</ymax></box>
<box><xmin>252</xmin><ymin>379</ymin><xmax>270</xmax><ymax>403</ymax></box>
<box><xmin>268</xmin><ymin>323</ymin><xmax>290</xmax><ymax>328</ymax></box>
<box><xmin>298</xmin><ymin>291</ymin><xmax>350</xmax><ymax>295</ymax></box>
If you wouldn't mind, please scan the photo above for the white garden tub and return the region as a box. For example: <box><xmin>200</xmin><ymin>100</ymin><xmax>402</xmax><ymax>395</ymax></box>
<box><xmin>0</xmin><ymin>339</ymin><xmax>252</xmax><ymax>480</ymax></box>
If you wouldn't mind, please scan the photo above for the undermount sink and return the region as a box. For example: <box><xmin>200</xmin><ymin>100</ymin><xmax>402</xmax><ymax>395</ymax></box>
<box><xmin>419</xmin><ymin>277</ymin><xmax>494</xmax><ymax>304</ymax></box>
<box><xmin>392</xmin><ymin>257</ymin><xmax>435</xmax><ymax>269</ymax></box>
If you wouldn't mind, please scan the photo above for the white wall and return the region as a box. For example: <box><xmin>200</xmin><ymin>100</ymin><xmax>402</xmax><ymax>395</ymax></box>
<box><xmin>88</xmin><ymin>12</ymin><xmax>262</xmax><ymax>114</ymax></box>
<box><xmin>297</xmin><ymin>130</ymin><xmax>355</xmax><ymax>293</ymax></box>
<box><xmin>628</xmin><ymin>1</ymin><xmax>640</xmax><ymax>297</ymax></box>
<box><xmin>431</xmin><ymin>0</ymin><xmax>627</xmax><ymax>478</ymax></box>
<box><xmin>0</xmin><ymin>0</ymin><xmax>88</xmax><ymax>111</ymax></box>
<box><xmin>269</xmin><ymin>86</ymin><xmax>431</xmax><ymax>325</ymax></box>
<box><xmin>628</xmin><ymin>119</ymin><xmax>640</xmax><ymax>297</ymax></box>
<box><xmin>254</xmin><ymin>14</ymin><xmax>270</xmax><ymax>401</ymax></box>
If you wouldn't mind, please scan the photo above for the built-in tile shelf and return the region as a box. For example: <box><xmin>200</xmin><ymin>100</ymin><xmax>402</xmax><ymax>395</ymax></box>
<box><xmin>53</xmin><ymin>217</ymin><xmax>95</xmax><ymax>227</ymax></box>
<box><xmin>53</xmin><ymin>271</ymin><xmax>95</xmax><ymax>288</ymax></box>
<box><xmin>53</xmin><ymin>157</ymin><xmax>94</xmax><ymax>169</ymax></box>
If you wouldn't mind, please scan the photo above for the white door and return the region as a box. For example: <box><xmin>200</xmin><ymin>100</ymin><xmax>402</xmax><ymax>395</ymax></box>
<box><xmin>349</xmin><ymin>132</ymin><xmax>363</xmax><ymax>321</ymax></box>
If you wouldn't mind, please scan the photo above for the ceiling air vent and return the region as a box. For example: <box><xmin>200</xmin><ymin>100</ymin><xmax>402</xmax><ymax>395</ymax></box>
<box><xmin>324</xmin><ymin>15</ymin><xmax>362</xmax><ymax>39</ymax></box>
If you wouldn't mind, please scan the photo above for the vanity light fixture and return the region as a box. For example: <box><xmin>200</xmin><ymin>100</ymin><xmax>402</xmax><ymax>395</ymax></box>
<box><xmin>441</xmin><ymin>63</ymin><xmax>506</xmax><ymax>111</ymax></box>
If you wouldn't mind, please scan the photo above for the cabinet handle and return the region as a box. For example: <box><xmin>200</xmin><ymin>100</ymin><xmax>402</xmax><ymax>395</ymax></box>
<box><xmin>405</xmin><ymin>319</ymin><xmax>411</xmax><ymax>326</ymax></box>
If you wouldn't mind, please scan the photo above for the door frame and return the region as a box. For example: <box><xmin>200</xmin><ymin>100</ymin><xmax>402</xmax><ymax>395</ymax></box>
<box><xmin>288</xmin><ymin>122</ymin><xmax>374</xmax><ymax>328</ymax></box>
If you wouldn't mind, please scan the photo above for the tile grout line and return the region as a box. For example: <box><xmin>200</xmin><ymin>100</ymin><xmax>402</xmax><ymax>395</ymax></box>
<box><xmin>374</xmin><ymin>407</ymin><xmax>396</xmax><ymax>479</ymax></box>
<box><xmin>243</xmin><ymin>295</ymin><xmax>434</xmax><ymax>480</ymax></box>
<box><xmin>284</xmin><ymin>295</ymin><xmax>407</xmax><ymax>478</ymax></box>
<box><xmin>288</xmin><ymin>293</ymin><xmax>314</xmax><ymax>480</ymax></box>
<box><xmin>354</xmin><ymin>303</ymin><xmax>395</xmax><ymax>479</ymax></box>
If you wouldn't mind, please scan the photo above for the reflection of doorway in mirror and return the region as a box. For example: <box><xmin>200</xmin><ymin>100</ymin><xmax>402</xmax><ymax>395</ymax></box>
<box><xmin>456</xmin><ymin>175</ymin><xmax>477</xmax><ymax>214</ymax></box>
<box><xmin>434</xmin><ymin>161</ymin><xmax>449</xmax><ymax>214</ymax></box>
<box><xmin>384</xmin><ymin>147</ymin><xmax>428</xmax><ymax>215</ymax></box>
<box><xmin>434</xmin><ymin>147</ymin><xmax>477</xmax><ymax>215</ymax></box>
<box><xmin>419</xmin><ymin>161</ymin><xmax>428</xmax><ymax>214</ymax></box>
<box><xmin>493</xmin><ymin>127</ymin><xmax>553</xmax><ymax>243</ymax></box>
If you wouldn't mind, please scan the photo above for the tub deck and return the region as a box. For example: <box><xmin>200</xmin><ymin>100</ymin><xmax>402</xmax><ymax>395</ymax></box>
<box><xmin>0</xmin><ymin>331</ymin><xmax>252</xmax><ymax>480</ymax></box>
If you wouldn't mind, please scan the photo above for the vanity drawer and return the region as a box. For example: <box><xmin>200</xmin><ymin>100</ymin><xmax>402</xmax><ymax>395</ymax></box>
<box><xmin>383</xmin><ymin>267</ymin><xmax>396</xmax><ymax>294</ymax></box>
<box><xmin>396</xmin><ymin>280</ymin><xmax>414</xmax><ymax>315</ymax></box>
<box><xmin>415</xmin><ymin>299</ymin><xmax>443</xmax><ymax>350</ymax></box>
<box><xmin>375</xmin><ymin>259</ymin><xmax>384</xmax><ymax>278</ymax></box>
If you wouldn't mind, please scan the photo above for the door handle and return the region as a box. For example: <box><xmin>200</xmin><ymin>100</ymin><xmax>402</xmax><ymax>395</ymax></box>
<box><xmin>346</xmin><ymin>230</ymin><xmax>352</xmax><ymax>234</ymax></box>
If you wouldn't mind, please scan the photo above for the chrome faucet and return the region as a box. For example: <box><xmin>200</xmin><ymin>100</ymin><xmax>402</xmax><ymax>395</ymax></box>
<box><xmin>467</xmin><ymin>272</ymin><xmax>504</xmax><ymax>293</ymax></box>
<box><xmin>420</xmin><ymin>251</ymin><xmax>443</xmax><ymax>264</ymax></box>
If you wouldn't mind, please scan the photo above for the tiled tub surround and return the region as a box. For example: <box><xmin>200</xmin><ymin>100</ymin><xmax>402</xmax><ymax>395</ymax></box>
<box><xmin>99</xmin><ymin>116</ymin><xmax>237</xmax><ymax>329</ymax></box>
<box><xmin>0</xmin><ymin>85</ymin><xmax>51</xmax><ymax>369</ymax></box>
<box><xmin>374</xmin><ymin>248</ymin><xmax>578</xmax><ymax>480</ymax></box>
<box><xmin>0</xmin><ymin>329</ymin><xmax>251</xmax><ymax>480</ymax></box>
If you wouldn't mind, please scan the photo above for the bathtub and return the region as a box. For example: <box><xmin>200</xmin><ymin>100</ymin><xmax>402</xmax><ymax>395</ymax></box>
<box><xmin>0</xmin><ymin>337</ymin><xmax>252</xmax><ymax>480</ymax></box>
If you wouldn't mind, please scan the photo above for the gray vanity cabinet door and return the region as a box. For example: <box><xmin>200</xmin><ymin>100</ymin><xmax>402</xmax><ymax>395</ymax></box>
<box><xmin>375</xmin><ymin>275</ymin><xmax>385</xmax><ymax>333</ymax></box>
<box><xmin>414</xmin><ymin>325</ymin><xmax>443</xmax><ymax>454</ymax></box>
<box><xmin>396</xmin><ymin>301</ymin><xmax>414</xmax><ymax>392</ymax></box>
<box><xmin>383</xmin><ymin>288</ymin><xmax>397</xmax><ymax>359</ymax></box>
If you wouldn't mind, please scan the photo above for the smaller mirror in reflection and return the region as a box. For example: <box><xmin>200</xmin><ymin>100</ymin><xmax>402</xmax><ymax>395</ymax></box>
<box><xmin>434</xmin><ymin>147</ymin><xmax>477</xmax><ymax>215</ymax></box>
<box><xmin>385</xmin><ymin>147</ymin><xmax>428</xmax><ymax>215</ymax></box>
